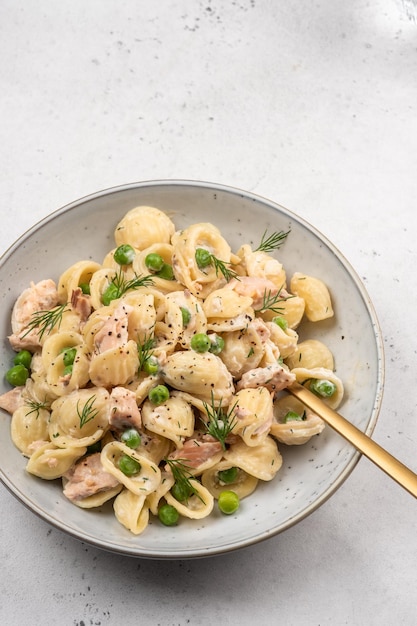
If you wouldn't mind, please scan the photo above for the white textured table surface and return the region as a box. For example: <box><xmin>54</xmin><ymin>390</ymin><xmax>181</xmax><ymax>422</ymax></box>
<box><xmin>1</xmin><ymin>2</ymin><xmax>416</xmax><ymax>625</ymax></box>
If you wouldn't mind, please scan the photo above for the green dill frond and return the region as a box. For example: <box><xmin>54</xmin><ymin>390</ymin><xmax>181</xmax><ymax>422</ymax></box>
<box><xmin>21</xmin><ymin>303</ymin><xmax>69</xmax><ymax>340</ymax></box>
<box><xmin>210</xmin><ymin>255</ymin><xmax>239</xmax><ymax>282</ymax></box>
<box><xmin>111</xmin><ymin>269</ymin><xmax>154</xmax><ymax>299</ymax></box>
<box><xmin>24</xmin><ymin>399</ymin><xmax>49</xmax><ymax>419</ymax></box>
<box><xmin>254</xmin><ymin>229</ymin><xmax>290</xmax><ymax>253</ymax></box>
<box><xmin>77</xmin><ymin>395</ymin><xmax>99</xmax><ymax>429</ymax></box>
<box><xmin>201</xmin><ymin>392</ymin><xmax>238</xmax><ymax>451</ymax></box>
<box><xmin>137</xmin><ymin>332</ymin><xmax>156</xmax><ymax>371</ymax></box>
<box><xmin>254</xmin><ymin>287</ymin><xmax>293</xmax><ymax>314</ymax></box>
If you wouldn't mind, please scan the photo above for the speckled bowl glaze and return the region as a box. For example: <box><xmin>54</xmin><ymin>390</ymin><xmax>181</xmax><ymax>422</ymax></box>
<box><xmin>0</xmin><ymin>181</ymin><xmax>384</xmax><ymax>559</ymax></box>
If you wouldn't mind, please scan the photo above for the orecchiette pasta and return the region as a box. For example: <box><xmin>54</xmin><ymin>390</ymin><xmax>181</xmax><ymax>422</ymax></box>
<box><xmin>114</xmin><ymin>206</ymin><xmax>176</xmax><ymax>250</ymax></box>
<box><xmin>291</xmin><ymin>366</ymin><xmax>344</xmax><ymax>410</ymax></box>
<box><xmin>101</xmin><ymin>441</ymin><xmax>161</xmax><ymax>495</ymax></box>
<box><xmin>224</xmin><ymin>436</ymin><xmax>283</xmax><ymax>482</ymax></box>
<box><xmin>1</xmin><ymin>206</ymin><xmax>345</xmax><ymax>536</ymax></box>
<box><xmin>160</xmin><ymin>351</ymin><xmax>234</xmax><ymax>403</ymax></box>
<box><xmin>26</xmin><ymin>442</ymin><xmax>87</xmax><ymax>480</ymax></box>
<box><xmin>201</xmin><ymin>461</ymin><xmax>258</xmax><ymax>499</ymax></box>
<box><xmin>58</xmin><ymin>260</ymin><xmax>102</xmax><ymax>302</ymax></box>
<box><xmin>171</xmin><ymin>222</ymin><xmax>236</xmax><ymax>298</ymax></box>
<box><xmin>284</xmin><ymin>339</ymin><xmax>335</xmax><ymax>371</ymax></box>
<box><xmin>232</xmin><ymin>387</ymin><xmax>274</xmax><ymax>447</ymax></box>
<box><xmin>164</xmin><ymin>479</ymin><xmax>214</xmax><ymax>519</ymax></box>
<box><xmin>141</xmin><ymin>391</ymin><xmax>195</xmax><ymax>446</ymax></box>
<box><xmin>114</xmin><ymin>490</ymin><xmax>150</xmax><ymax>535</ymax></box>
<box><xmin>271</xmin><ymin>395</ymin><xmax>325</xmax><ymax>445</ymax></box>
<box><xmin>11</xmin><ymin>404</ymin><xmax>50</xmax><ymax>455</ymax></box>
<box><xmin>290</xmin><ymin>272</ymin><xmax>334</xmax><ymax>322</ymax></box>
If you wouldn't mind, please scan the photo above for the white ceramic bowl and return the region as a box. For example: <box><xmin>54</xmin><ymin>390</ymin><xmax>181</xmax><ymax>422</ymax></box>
<box><xmin>0</xmin><ymin>180</ymin><xmax>384</xmax><ymax>559</ymax></box>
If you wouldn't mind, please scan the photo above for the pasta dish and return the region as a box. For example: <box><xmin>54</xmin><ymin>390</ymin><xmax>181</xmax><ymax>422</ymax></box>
<box><xmin>0</xmin><ymin>206</ymin><xmax>343</xmax><ymax>534</ymax></box>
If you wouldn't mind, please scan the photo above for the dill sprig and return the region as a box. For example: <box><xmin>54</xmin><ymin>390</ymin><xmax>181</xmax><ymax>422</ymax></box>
<box><xmin>254</xmin><ymin>229</ymin><xmax>290</xmax><ymax>254</ymax></box>
<box><xmin>210</xmin><ymin>255</ymin><xmax>239</xmax><ymax>282</ymax></box>
<box><xmin>111</xmin><ymin>269</ymin><xmax>155</xmax><ymax>299</ymax></box>
<box><xmin>24</xmin><ymin>399</ymin><xmax>49</xmax><ymax>419</ymax></box>
<box><xmin>164</xmin><ymin>458</ymin><xmax>205</xmax><ymax>503</ymax></box>
<box><xmin>138</xmin><ymin>332</ymin><xmax>156</xmax><ymax>371</ymax></box>
<box><xmin>21</xmin><ymin>303</ymin><xmax>69</xmax><ymax>340</ymax></box>
<box><xmin>254</xmin><ymin>287</ymin><xmax>293</xmax><ymax>314</ymax></box>
<box><xmin>77</xmin><ymin>395</ymin><xmax>99</xmax><ymax>429</ymax></box>
<box><xmin>202</xmin><ymin>393</ymin><xmax>238</xmax><ymax>451</ymax></box>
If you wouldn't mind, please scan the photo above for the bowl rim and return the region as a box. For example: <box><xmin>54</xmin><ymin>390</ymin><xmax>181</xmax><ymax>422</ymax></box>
<box><xmin>0</xmin><ymin>179</ymin><xmax>385</xmax><ymax>558</ymax></box>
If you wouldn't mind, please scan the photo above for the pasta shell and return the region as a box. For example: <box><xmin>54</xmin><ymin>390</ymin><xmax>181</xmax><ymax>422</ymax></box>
<box><xmin>219</xmin><ymin>324</ymin><xmax>265</xmax><ymax>379</ymax></box>
<box><xmin>88</xmin><ymin>267</ymin><xmax>119</xmax><ymax>311</ymax></box>
<box><xmin>89</xmin><ymin>340</ymin><xmax>139</xmax><ymax>387</ymax></box>
<box><xmin>291</xmin><ymin>367</ymin><xmax>344</xmax><ymax>409</ymax></box>
<box><xmin>266</xmin><ymin>321</ymin><xmax>298</xmax><ymax>360</ymax></box>
<box><xmin>11</xmin><ymin>405</ymin><xmax>50</xmax><ymax>456</ymax></box>
<box><xmin>232</xmin><ymin>387</ymin><xmax>273</xmax><ymax>447</ymax></box>
<box><xmin>49</xmin><ymin>387</ymin><xmax>110</xmax><ymax>448</ymax></box>
<box><xmin>224</xmin><ymin>436</ymin><xmax>282</xmax><ymax>481</ymax></box>
<box><xmin>164</xmin><ymin>290</ymin><xmax>207</xmax><ymax>350</ymax></box>
<box><xmin>171</xmin><ymin>222</ymin><xmax>233</xmax><ymax>298</ymax></box>
<box><xmin>290</xmin><ymin>272</ymin><xmax>334</xmax><ymax>322</ymax></box>
<box><xmin>26</xmin><ymin>442</ymin><xmax>87</xmax><ymax>480</ymax></box>
<box><xmin>284</xmin><ymin>339</ymin><xmax>334</xmax><ymax>371</ymax></box>
<box><xmin>133</xmin><ymin>243</ymin><xmax>181</xmax><ymax>293</ymax></box>
<box><xmin>164</xmin><ymin>479</ymin><xmax>214</xmax><ymax>519</ymax></box>
<box><xmin>114</xmin><ymin>490</ymin><xmax>150</xmax><ymax>535</ymax></box>
<box><xmin>57</xmin><ymin>260</ymin><xmax>102</xmax><ymax>302</ymax></box>
<box><xmin>237</xmin><ymin>244</ymin><xmax>287</xmax><ymax>289</ymax></box>
<box><xmin>201</xmin><ymin>461</ymin><xmax>258</xmax><ymax>499</ymax></box>
<box><xmin>141</xmin><ymin>392</ymin><xmax>195</xmax><ymax>446</ymax></box>
<box><xmin>271</xmin><ymin>394</ymin><xmax>325</xmax><ymax>445</ymax></box>
<box><xmin>100</xmin><ymin>441</ymin><xmax>161</xmax><ymax>496</ymax></box>
<box><xmin>114</xmin><ymin>206</ymin><xmax>175</xmax><ymax>250</ymax></box>
<box><xmin>161</xmin><ymin>351</ymin><xmax>234</xmax><ymax>403</ymax></box>
<box><xmin>203</xmin><ymin>287</ymin><xmax>253</xmax><ymax>319</ymax></box>
<box><xmin>135</xmin><ymin>429</ymin><xmax>172</xmax><ymax>465</ymax></box>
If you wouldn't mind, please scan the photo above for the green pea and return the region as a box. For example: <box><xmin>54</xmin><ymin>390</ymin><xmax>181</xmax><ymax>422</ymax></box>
<box><xmin>62</xmin><ymin>347</ymin><xmax>77</xmax><ymax>366</ymax></box>
<box><xmin>209</xmin><ymin>334</ymin><xmax>225</xmax><ymax>355</ymax></box>
<box><xmin>121</xmin><ymin>428</ymin><xmax>142</xmax><ymax>449</ymax></box>
<box><xmin>114</xmin><ymin>244</ymin><xmax>135</xmax><ymax>265</ymax></box>
<box><xmin>148</xmin><ymin>384</ymin><xmax>170</xmax><ymax>406</ymax></box>
<box><xmin>5</xmin><ymin>364</ymin><xmax>29</xmax><ymax>387</ymax></box>
<box><xmin>13</xmin><ymin>350</ymin><xmax>32</xmax><ymax>369</ymax></box>
<box><xmin>190</xmin><ymin>333</ymin><xmax>211</xmax><ymax>353</ymax></box>
<box><xmin>63</xmin><ymin>364</ymin><xmax>73</xmax><ymax>377</ymax></box>
<box><xmin>145</xmin><ymin>253</ymin><xmax>165</xmax><ymax>272</ymax></box>
<box><xmin>157</xmin><ymin>263</ymin><xmax>174</xmax><ymax>281</ymax></box>
<box><xmin>217</xmin><ymin>467</ymin><xmax>238</xmax><ymax>484</ymax></box>
<box><xmin>143</xmin><ymin>355</ymin><xmax>159</xmax><ymax>376</ymax></box>
<box><xmin>158</xmin><ymin>503</ymin><xmax>179</xmax><ymax>526</ymax></box>
<box><xmin>309</xmin><ymin>378</ymin><xmax>337</xmax><ymax>398</ymax></box>
<box><xmin>218</xmin><ymin>490</ymin><xmax>240</xmax><ymax>515</ymax></box>
<box><xmin>118</xmin><ymin>454</ymin><xmax>141</xmax><ymax>476</ymax></box>
<box><xmin>283</xmin><ymin>410</ymin><xmax>305</xmax><ymax>423</ymax></box>
<box><xmin>102</xmin><ymin>282</ymin><xmax>119</xmax><ymax>306</ymax></box>
<box><xmin>180</xmin><ymin>307</ymin><xmax>191</xmax><ymax>327</ymax></box>
<box><xmin>171</xmin><ymin>481</ymin><xmax>192</xmax><ymax>503</ymax></box>
<box><xmin>272</xmin><ymin>316</ymin><xmax>288</xmax><ymax>330</ymax></box>
<box><xmin>195</xmin><ymin>248</ymin><xmax>212</xmax><ymax>269</ymax></box>
<box><xmin>79</xmin><ymin>282</ymin><xmax>91</xmax><ymax>295</ymax></box>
